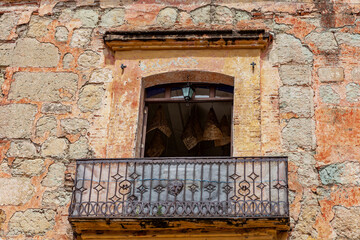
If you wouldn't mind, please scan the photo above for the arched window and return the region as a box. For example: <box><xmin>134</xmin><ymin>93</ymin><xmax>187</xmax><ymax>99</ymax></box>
<box><xmin>142</xmin><ymin>82</ymin><xmax>233</xmax><ymax>157</ymax></box>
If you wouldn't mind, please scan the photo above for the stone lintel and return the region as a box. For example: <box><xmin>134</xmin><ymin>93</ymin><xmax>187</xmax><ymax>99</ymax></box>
<box><xmin>104</xmin><ymin>30</ymin><xmax>272</xmax><ymax>51</ymax></box>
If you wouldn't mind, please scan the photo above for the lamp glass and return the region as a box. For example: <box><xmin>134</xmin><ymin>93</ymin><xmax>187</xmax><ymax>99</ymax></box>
<box><xmin>182</xmin><ymin>85</ymin><xmax>194</xmax><ymax>101</ymax></box>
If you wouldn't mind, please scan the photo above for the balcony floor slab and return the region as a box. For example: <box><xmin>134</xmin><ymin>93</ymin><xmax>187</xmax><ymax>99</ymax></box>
<box><xmin>70</xmin><ymin>218</ymin><xmax>289</xmax><ymax>240</ymax></box>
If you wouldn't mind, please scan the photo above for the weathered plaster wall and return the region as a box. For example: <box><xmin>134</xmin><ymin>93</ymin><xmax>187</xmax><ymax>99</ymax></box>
<box><xmin>0</xmin><ymin>0</ymin><xmax>360</xmax><ymax>239</ymax></box>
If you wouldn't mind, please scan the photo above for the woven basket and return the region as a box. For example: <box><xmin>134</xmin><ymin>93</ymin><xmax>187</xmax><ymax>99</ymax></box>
<box><xmin>214</xmin><ymin>115</ymin><xmax>231</xmax><ymax>147</ymax></box>
<box><xmin>147</xmin><ymin>106</ymin><xmax>172</xmax><ymax>137</ymax></box>
<box><xmin>182</xmin><ymin>108</ymin><xmax>203</xmax><ymax>150</ymax></box>
<box><xmin>203</xmin><ymin>107</ymin><xmax>223</xmax><ymax>141</ymax></box>
<box><xmin>146</xmin><ymin>130</ymin><xmax>165</xmax><ymax>157</ymax></box>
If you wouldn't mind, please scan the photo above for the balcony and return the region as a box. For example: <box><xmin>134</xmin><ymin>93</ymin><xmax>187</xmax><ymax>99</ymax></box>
<box><xmin>69</xmin><ymin>157</ymin><xmax>289</xmax><ymax>239</ymax></box>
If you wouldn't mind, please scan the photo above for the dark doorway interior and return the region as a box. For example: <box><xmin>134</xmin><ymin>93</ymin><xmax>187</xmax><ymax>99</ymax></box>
<box><xmin>144</xmin><ymin>83</ymin><xmax>233</xmax><ymax>157</ymax></box>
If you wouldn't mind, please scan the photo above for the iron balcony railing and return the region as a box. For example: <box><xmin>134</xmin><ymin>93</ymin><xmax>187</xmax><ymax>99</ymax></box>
<box><xmin>69</xmin><ymin>157</ymin><xmax>288</xmax><ymax>219</ymax></box>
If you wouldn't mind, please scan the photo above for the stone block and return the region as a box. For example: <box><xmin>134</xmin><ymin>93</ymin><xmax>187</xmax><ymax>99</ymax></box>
<box><xmin>0</xmin><ymin>209</ymin><xmax>5</xmax><ymax>232</ymax></box>
<box><xmin>0</xmin><ymin>160</ymin><xmax>11</xmax><ymax>175</ymax></box>
<box><xmin>335</xmin><ymin>32</ymin><xmax>360</xmax><ymax>47</ymax></box>
<box><xmin>60</xmin><ymin>118</ymin><xmax>90</xmax><ymax>135</ymax></box>
<box><xmin>318</xmin><ymin>67</ymin><xmax>344</xmax><ymax>82</ymax></box>
<box><xmin>341</xmin><ymin>162</ymin><xmax>360</xmax><ymax>185</ymax></box>
<box><xmin>346</xmin><ymin>82</ymin><xmax>360</xmax><ymax>102</ymax></box>
<box><xmin>156</xmin><ymin>8</ymin><xmax>178</xmax><ymax>28</ymax></box>
<box><xmin>89</xmin><ymin>68</ymin><xmax>113</xmax><ymax>83</ymax></box>
<box><xmin>70</xmin><ymin>28</ymin><xmax>92</xmax><ymax>48</ymax></box>
<box><xmin>0</xmin><ymin>71</ymin><xmax>3</xmax><ymax>92</ymax></box>
<box><xmin>41</xmin><ymin>103</ymin><xmax>72</xmax><ymax>114</ymax></box>
<box><xmin>42</xmin><ymin>189</ymin><xmax>71</xmax><ymax>208</ymax></box>
<box><xmin>0</xmin><ymin>104</ymin><xmax>37</xmax><ymax>139</ymax></box>
<box><xmin>269</xmin><ymin>34</ymin><xmax>313</xmax><ymax>65</ymax></box>
<box><xmin>319</xmin><ymin>85</ymin><xmax>340</xmax><ymax>104</ymax></box>
<box><xmin>282</xmin><ymin>118</ymin><xmax>315</xmax><ymax>151</ymax></box>
<box><xmin>305</xmin><ymin>31</ymin><xmax>338</xmax><ymax>52</ymax></box>
<box><xmin>36</xmin><ymin>116</ymin><xmax>57</xmax><ymax>138</ymax></box>
<box><xmin>100</xmin><ymin>8</ymin><xmax>125</xmax><ymax>27</ymax></box>
<box><xmin>63</xmin><ymin>53</ymin><xmax>74</xmax><ymax>69</ymax></box>
<box><xmin>319</xmin><ymin>161</ymin><xmax>360</xmax><ymax>185</ymax></box>
<box><xmin>41</xmin><ymin>137</ymin><xmax>68</xmax><ymax>158</ymax></box>
<box><xmin>319</xmin><ymin>163</ymin><xmax>343</xmax><ymax>185</ymax></box>
<box><xmin>58</xmin><ymin>9</ymin><xmax>74</xmax><ymax>23</ymax></box>
<box><xmin>0</xmin><ymin>43</ymin><xmax>15</xmax><ymax>66</ymax></box>
<box><xmin>0</xmin><ymin>13</ymin><xmax>19</xmax><ymax>40</ymax></box>
<box><xmin>78</xmin><ymin>50</ymin><xmax>100</xmax><ymax>68</ymax></box>
<box><xmin>0</xmin><ymin>178</ymin><xmax>34</xmax><ymax>205</ymax></box>
<box><xmin>332</xmin><ymin>206</ymin><xmax>360</xmax><ymax>239</ymax></box>
<box><xmin>190</xmin><ymin>6</ymin><xmax>210</xmax><ymax>25</ymax></box>
<box><xmin>78</xmin><ymin>84</ymin><xmax>105</xmax><ymax>112</ymax></box>
<box><xmin>273</xmin><ymin>23</ymin><xmax>292</xmax><ymax>33</ymax></box>
<box><xmin>27</xmin><ymin>15</ymin><xmax>52</xmax><ymax>38</ymax></box>
<box><xmin>74</xmin><ymin>9</ymin><xmax>99</xmax><ymax>27</ymax></box>
<box><xmin>234</xmin><ymin>10</ymin><xmax>251</xmax><ymax>22</ymax></box>
<box><xmin>288</xmin><ymin>152</ymin><xmax>318</xmax><ymax>187</ymax></box>
<box><xmin>42</xmin><ymin>162</ymin><xmax>66</xmax><ymax>187</ymax></box>
<box><xmin>279</xmin><ymin>86</ymin><xmax>313</xmax><ymax>117</ymax></box>
<box><xmin>8</xmin><ymin>209</ymin><xmax>55</xmax><ymax>236</ymax></box>
<box><xmin>12</xmin><ymin>159</ymin><xmax>45</xmax><ymax>177</ymax></box>
<box><xmin>214</xmin><ymin>6</ymin><xmax>233</xmax><ymax>25</ymax></box>
<box><xmin>303</xmin><ymin>18</ymin><xmax>322</xmax><ymax>28</ymax></box>
<box><xmin>12</xmin><ymin>38</ymin><xmax>60</xmax><ymax>67</ymax></box>
<box><xmin>351</xmin><ymin>67</ymin><xmax>360</xmax><ymax>81</ymax></box>
<box><xmin>9</xmin><ymin>72</ymin><xmax>78</xmax><ymax>102</ymax></box>
<box><xmin>279</xmin><ymin>65</ymin><xmax>312</xmax><ymax>85</ymax></box>
<box><xmin>100</xmin><ymin>0</ymin><xmax>122</xmax><ymax>8</ymax></box>
<box><xmin>291</xmin><ymin>198</ymin><xmax>319</xmax><ymax>238</ymax></box>
<box><xmin>6</xmin><ymin>140</ymin><xmax>37</xmax><ymax>158</ymax></box>
<box><xmin>69</xmin><ymin>137</ymin><xmax>90</xmax><ymax>159</ymax></box>
<box><xmin>55</xmin><ymin>26</ymin><xmax>69</xmax><ymax>42</ymax></box>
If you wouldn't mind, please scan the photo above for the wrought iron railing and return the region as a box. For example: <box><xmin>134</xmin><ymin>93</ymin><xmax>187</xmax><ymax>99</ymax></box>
<box><xmin>69</xmin><ymin>157</ymin><xmax>288</xmax><ymax>219</ymax></box>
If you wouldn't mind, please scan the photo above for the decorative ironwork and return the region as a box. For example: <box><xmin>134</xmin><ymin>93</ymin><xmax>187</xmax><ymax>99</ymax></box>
<box><xmin>230</xmin><ymin>195</ymin><xmax>240</xmax><ymax>202</ymax></box>
<box><xmin>204</xmin><ymin>183</ymin><xmax>216</xmax><ymax>193</ymax></box>
<box><xmin>111</xmin><ymin>173</ymin><xmax>123</xmax><ymax>181</ymax></box>
<box><xmin>248</xmin><ymin>194</ymin><xmax>259</xmax><ymax>201</ymax></box>
<box><xmin>137</xmin><ymin>185</ymin><xmax>148</xmax><ymax>194</ymax></box>
<box><xmin>119</xmin><ymin>180</ymin><xmax>131</xmax><ymax>195</ymax></box>
<box><xmin>248</xmin><ymin>172</ymin><xmax>259</xmax><ymax>180</ymax></box>
<box><xmin>109</xmin><ymin>195</ymin><xmax>121</xmax><ymax>202</ymax></box>
<box><xmin>154</xmin><ymin>184</ymin><xmax>165</xmax><ymax>194</ymax></box>
<box><xmin>76</xmin><ymin>186</ymin><xmax>86</xmax><ymax>193</ymax></box>
<box><xmin>129</xmin><ymin>172</ymin><xmax>140</xmax><ymax>180</ymax></box>
<box><xmin>168</xmin><ymin>180</ymin><xmax>184</xmax><ymax>196</ymax></box>
<box><xmin>188</xmin><ymin>184</ymin><xmax>199</xmax><ymax>193</ymax></box>
<box><xmin>257</xmin><ymin>182</ymin><xmax>266</xmax><ymax>190</ymax></box>
<box><xmin>222</xmin><ymin>184</ymin><xmax>232</xmax><ymax>194</ymax></box>
<box><xmin>93</xmin><ymin>184</ymin><xmax>105</xmax><ymax>193</ymax></box>
<box><xmin>274</xmin><ymin>183</ymin><xmax>286</xmax><ymax>189</ymax></box>
<box><xmin>69</xmin><ymin>157</ymin><xmax>289</xmax><ymax>219</ymax></box>
<box><xmin>238</xmin><ymin>181</ymin><xmax>250</xmax><ymax>196</ymax></box>
<box><xmin>229</xmin><ymin>173</ymin><xmax>240</xmax><ymax>180</ymax></box>
<box><xmin>128</xmin><ymin>195</ymin><xmax>138</xmax><ymax>201</ymax></box>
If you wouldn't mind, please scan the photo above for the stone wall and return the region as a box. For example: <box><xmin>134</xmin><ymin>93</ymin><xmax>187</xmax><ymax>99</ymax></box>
<box><xmin>0</xmin><ymin>0</ymin><xmax>359</xmax><ymax>239</ymax></box>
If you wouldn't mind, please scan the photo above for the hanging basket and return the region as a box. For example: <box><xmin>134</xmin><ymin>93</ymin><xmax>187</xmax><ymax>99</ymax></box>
<box><xmin>146</xmin><ymin>130</ymin><xmax>165</xmax><ymax>157</ymax></box>
<box><xmin>182</xmin><ymin>107</ymin><xmax>203</xmax><ymax>150</ymax></box>
<box><xmin>147</xmin><ymin>105</ymin><xmax>172</xmax><ymax>137</ymax></box>
<box><xmin>203</xmin><ymin>107</ymin><xmax>223</xmax><ymax>141</ymax></box>
<box><xmin>214</xmin><ymin>115</ymin><xmax>231</xmax><ymax>147</ymax></box>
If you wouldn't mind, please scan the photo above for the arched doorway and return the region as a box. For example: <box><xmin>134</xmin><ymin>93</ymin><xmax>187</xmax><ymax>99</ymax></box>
<box><xmin>141</xmin><ymin>71</ymin><xmax>234</xmax><ymax>158</ymax></box>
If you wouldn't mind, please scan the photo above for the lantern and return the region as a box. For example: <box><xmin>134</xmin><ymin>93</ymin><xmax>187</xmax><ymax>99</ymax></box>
<box><xmin>182</xmin><ymin>83</ymin><xmax>195</xmax><ymax>101</ymax></box>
